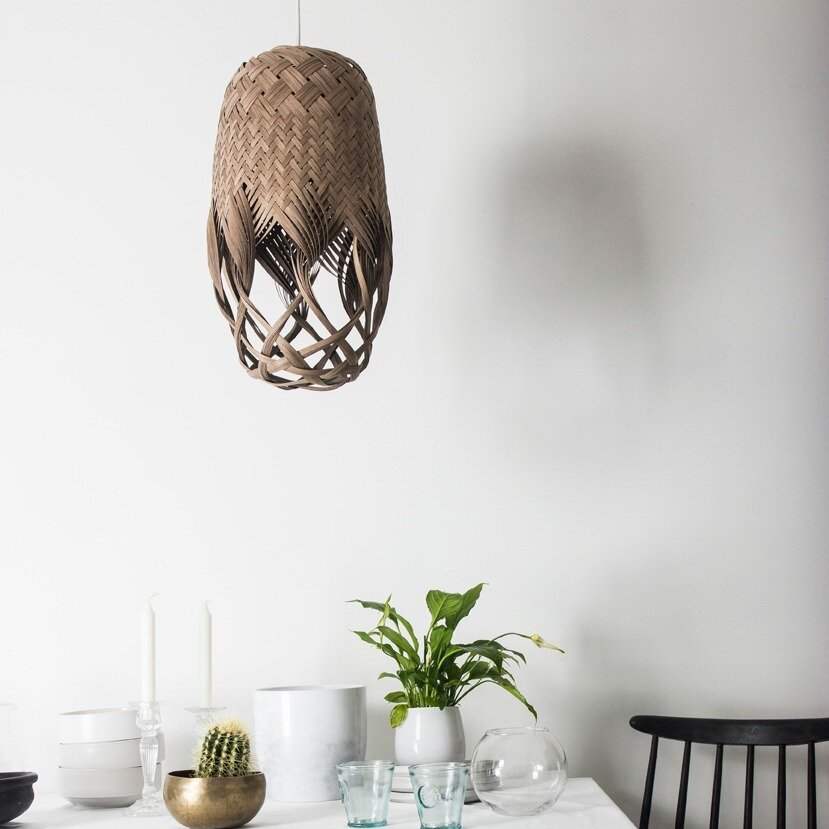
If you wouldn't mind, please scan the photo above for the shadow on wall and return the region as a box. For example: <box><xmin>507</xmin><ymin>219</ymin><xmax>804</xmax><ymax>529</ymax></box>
<box><xmin>465</xmin><ymin>136</ymin><xmax>664</xmax><ymax>466</ymax></box>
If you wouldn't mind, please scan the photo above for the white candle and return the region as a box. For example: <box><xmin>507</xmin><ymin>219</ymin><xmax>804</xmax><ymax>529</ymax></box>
<box><xmin>199</xmin><ymin>601</ymin><xmax>213</xmax><ymax>708</ymax></box>
<box><xmin>140</xmin><ymin>595</ymin><xmax>157</xmax><ymax>703</ymax></box>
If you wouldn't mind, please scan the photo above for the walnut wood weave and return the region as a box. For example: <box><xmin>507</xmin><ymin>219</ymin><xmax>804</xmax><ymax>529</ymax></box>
<box><xmin>208</xmin><ymin>46</ymin><xmax>393</xmax><ymax>390</ymax></box>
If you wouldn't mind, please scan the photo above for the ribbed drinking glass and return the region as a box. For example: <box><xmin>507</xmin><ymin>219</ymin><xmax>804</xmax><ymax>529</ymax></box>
<box><xmin>409</xmin><ymin>761</ymin><xmax>470</xmax><ymax>829</ymax></box>
<box><xmin>336</xmin><ymin>761</ymin><xmax>395</xmax><ymax>828</ymax></box>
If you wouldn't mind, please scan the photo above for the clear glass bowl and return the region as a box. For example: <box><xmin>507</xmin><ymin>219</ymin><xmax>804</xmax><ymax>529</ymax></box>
<box><xmin>470</xmin><ymin>726</ymin><xmax>567</xmax><ymax>816</ymax></box>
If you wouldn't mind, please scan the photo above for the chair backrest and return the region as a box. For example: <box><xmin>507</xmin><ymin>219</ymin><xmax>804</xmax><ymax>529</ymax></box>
<box><xmin>629</xmin><ymin>715</ymin><xmax>829</xmax><ymax>829</ymax></box>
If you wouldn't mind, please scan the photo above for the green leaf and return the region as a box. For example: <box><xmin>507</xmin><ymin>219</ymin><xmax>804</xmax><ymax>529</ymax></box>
<box><xmin>445</xmin><ymin>583</ymin><xmax>485</xmax><ymax>630</ymax></box>
<box><xmin>454</xmin><ymin>642</ymin><xmax>507</xmax><ymax>666</ymax></box>
<box><xmin>377</xmin><ymin>625</ymin><xmax>419</xmax><ymax>660</ymax></box>
<box><xmin>390</xmin><ymin>704</ymin><xmax>408</xmax><ymax>728</ymax></box>
<box><xmin>465</xmin><ymin>660</ymin><xmax>491</xmax><ymax>680</ymax></box>
<box><xmin>396</xmin><ymin>668</ymin><xmax>430</xmax><ymax>704</ymax></box>
<box><xmin>384</xmin><ymin>691</ymin><xmax>408</xmax><ymax>703</ymax></box>
<box><xmin>397</xmin><ymin>668</ymin><xmax>427</xmax><ymax>683</ymax></box>
<box><xmin>436</xmin><ymin>644</ymin><xmax>465</xmax><ymax>669</ymax></box>
<box><xmin>460</xmin><ymin>639</ymin><xmax>526</xmax><ymax>665</ymax></box>
<box><xmin>428</xmin><ymin>625</ymin><xmax>452</xmax><ymax>658</ymax></box>
<box><xmin>349</xmin><ymin>599</ymin><xmax>419</xmax><ymax>648</ymax></box>
<box><xmin>491</xmin><ymin>678</ymin><xmax>538</xmax><ymax>720</ymax></box>
<box><xmin>377</xmin><ymin>672</ymin><xmax>398</xmax><ymax>681</ymax></box>
<box><xmin>349</xmin><ymin>599</ymin><xmax>387</xmax><ymax>612</ymax></box>
<box><xmin>444</xmin><ymin>661</ymin><xmax>488</xmax><ymax>688</ymax></box>
<box><xmin>443</xmin><ymin>659</ymin><xmax>464</xmax><ymax>685</ymax></box>
<box><xmin>426</xmin><ymin>584</ymin><xmax>485</xmax><ymax>632</ymax></box>
<box><xmin>353</xmin><ymin>630</ymin><xmax>380</xmax><ymax>648</ymax></box>
<box><xmin>354</xmin><ymin>630</ymin><xmax>414</xmax><ymax>670</ymax></box>
<box><xmin>426</xmin><ymin>590</ymin><xmax>465</xmax><ymax>627</ymax></box>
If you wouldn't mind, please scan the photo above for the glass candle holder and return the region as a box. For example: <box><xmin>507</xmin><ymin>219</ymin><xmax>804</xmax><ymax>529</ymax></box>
<box><xmin>184</xmin><ymin>706</ymin><xmax>227</xmax><ymax>738</ymax></box>
<box><xmin>125</xmin><ymin>701</ymin><xmax>166</xmax><ymax>816</ymax></box>
<box><xmin>336</xmin><ymin>761</ymin><xmax>395</xmax><ymax>827</ymax></box>
<box><xmin>409</xmin><ymin>762</ymin><xmax>470</xmax><ymax>829</ymax></box>
<box><xmin>470</xmin><ymin>726</ymin><xmax>567</xmax><ymax>816</ymax></box>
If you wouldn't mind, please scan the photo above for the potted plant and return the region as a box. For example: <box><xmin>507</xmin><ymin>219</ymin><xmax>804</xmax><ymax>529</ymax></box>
<box><xmin>164</xmin><ymin>718</ymin><xmax>265</xmax><ymax>829</ymax></box>
<box><xmin>352</xmin><ymin>584</ymin><xmax>563</xmax><ymax>765</ymax></box>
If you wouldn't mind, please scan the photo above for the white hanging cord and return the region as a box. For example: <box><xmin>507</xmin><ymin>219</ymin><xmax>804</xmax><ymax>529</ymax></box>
<box><xmin>296</xmin><ymin>0</ymin><xmax>302</xmax><ymax>46</ymax></box>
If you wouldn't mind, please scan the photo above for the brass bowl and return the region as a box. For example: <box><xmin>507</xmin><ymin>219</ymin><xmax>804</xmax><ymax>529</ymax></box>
<box><xmin>163</xmin><ymin>771</ymin><xmax>265</xmax><ymax>829</ymax></box>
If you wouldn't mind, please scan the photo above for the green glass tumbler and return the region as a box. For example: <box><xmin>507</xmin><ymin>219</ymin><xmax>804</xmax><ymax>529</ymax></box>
<box><xmin>337</xmin><ymin>761</ymin><xmax>395</xmax><ymax>828</ymax></box>
<box><xmin>409</xmin><ymin>762</ymin><xmax>470</xmax><ymax>829</ymax></box>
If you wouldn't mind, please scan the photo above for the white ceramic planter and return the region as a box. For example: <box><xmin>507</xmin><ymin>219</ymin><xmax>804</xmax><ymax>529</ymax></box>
<box><xmin>253</xmin><ymin>685</ymin><xmax>367</xmax><ymax>802</ymax></box>
<box><xmin>394</xmin><ymin>706</ymin><xmax>466</xmax><ymax>765</ymax></box>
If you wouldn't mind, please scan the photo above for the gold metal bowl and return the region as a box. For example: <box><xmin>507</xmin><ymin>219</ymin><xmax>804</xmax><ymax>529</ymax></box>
<box><xmin>163</xmin><ymin>771</ymin><xmax>265</xmax><ymax>829</ymax></box>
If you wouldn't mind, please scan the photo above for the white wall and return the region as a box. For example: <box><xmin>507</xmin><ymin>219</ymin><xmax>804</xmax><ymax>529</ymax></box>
<box><xmin>1</xmin><ymin>1</ymin><xmax>827</xmax><ymax>825</ymax></box>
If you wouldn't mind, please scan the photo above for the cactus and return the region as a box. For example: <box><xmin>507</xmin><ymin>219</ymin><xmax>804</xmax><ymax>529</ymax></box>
<box><xmin>195</xmin><ymin>717</ymin><xmax>253</xmax><ymax>778</ymax></box>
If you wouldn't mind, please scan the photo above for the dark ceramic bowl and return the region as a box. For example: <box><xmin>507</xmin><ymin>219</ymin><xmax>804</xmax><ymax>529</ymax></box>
<box><xmin>0</xmin><ymin>772</ymin><xmax>37</xmax><ymax>824</ymax></box>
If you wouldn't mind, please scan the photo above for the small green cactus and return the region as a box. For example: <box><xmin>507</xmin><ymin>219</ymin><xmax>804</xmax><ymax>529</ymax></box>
<box><xmin>195</xmin><ymin>717</ymin><xmax>253</xmax><ymax>778</ymax></box>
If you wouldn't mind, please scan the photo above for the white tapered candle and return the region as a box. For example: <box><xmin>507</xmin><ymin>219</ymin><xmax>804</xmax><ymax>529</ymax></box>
<box><xmin>140</xmin><ymin>596</ymin><xmax>157</xmax><ymax>703</ymax></box>
<box><xmin>199</xmin><ymin>601</ymin><xmax>213</xmax><ymax>708</ymax></box>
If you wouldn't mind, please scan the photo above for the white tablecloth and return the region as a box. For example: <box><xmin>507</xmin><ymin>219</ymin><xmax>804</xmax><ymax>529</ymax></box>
<box><xmin>22</xmin><ymin>778</ymin><xmax>634</xmax><ymax>828</ymax></box>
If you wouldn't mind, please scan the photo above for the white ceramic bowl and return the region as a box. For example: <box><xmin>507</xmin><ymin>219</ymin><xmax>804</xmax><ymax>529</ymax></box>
<box><xmin>58</xmin><ymin>734</ymin><xmax>165</xmax><ymax>769</ymax></box>
<box><xmin>65</xmin><ymin>796</ymin><xmax>139</xmax><ymax>808</ymax></box>
<box><xmin>58</xmin><ymin>708</ymin><xmax>139</xmax><ymax>744</ymax></box>
<box><xmin>57</xmin><ymin>764</ymin><xmax>162</xmax><ymax>806</ymax></box>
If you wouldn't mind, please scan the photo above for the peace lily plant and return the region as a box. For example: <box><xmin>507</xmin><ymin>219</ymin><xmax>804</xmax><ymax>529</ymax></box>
<box><xmin>351</xmin><ymin>583</ymin><xmax>563</xmax><ymax>727</ymax></box>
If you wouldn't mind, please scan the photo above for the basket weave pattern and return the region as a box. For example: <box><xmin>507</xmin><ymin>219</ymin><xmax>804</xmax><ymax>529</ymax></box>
<box><xmin>208</xmin><ymin>46</ymin><xmax>393</xmax><ymax>390</ymax></box>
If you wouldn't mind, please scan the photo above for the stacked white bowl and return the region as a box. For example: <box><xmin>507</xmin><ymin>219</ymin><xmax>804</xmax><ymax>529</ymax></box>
<box><xmin>57</xmin><ymin>708</ymin><xmax>165</xmax><ymax>808</ymax></box>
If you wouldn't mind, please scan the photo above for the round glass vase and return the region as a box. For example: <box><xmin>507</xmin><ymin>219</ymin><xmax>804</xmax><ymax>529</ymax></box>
<box><xmin>470</xmin><ymin>726</ymin><xmax>567</xmax><ymax>816</ymax></box>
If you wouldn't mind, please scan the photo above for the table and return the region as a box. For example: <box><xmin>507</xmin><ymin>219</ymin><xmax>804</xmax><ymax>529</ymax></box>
<box><xmin>19</xmin><ymin>778</ymin><xmax>634</xmax><ymax>828</ymax></box>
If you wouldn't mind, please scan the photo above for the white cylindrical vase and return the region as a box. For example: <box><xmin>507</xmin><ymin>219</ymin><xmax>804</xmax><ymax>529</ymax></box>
<box><xmin>253</xmin><ymin>685</ymin><xmax>367</xmax><ymax>802</ymax></box>
<box><xmin>394</xmin><ymin>706</ymin><xmax>466</xmax><ymax>765</ymax></box>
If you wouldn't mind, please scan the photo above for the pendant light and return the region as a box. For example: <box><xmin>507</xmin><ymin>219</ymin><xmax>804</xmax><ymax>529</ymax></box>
<box><xmin>207</xmin><ymin>6</ymin><xmax>392</xmax><ymax>390</ymax></box>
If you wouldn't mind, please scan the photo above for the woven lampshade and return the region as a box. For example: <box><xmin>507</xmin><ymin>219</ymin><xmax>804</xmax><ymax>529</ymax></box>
<box><xmin>207</xmin><ymin>46</ymin><xmax>393</xmax><ymax>390</ymax></box>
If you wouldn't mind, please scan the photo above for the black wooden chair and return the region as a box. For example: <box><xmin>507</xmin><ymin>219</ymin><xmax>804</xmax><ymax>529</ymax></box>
<box><xmin>629</xmin><ymin>715</ymin><xmax>829</xmax><ymax>829</ymax></box>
